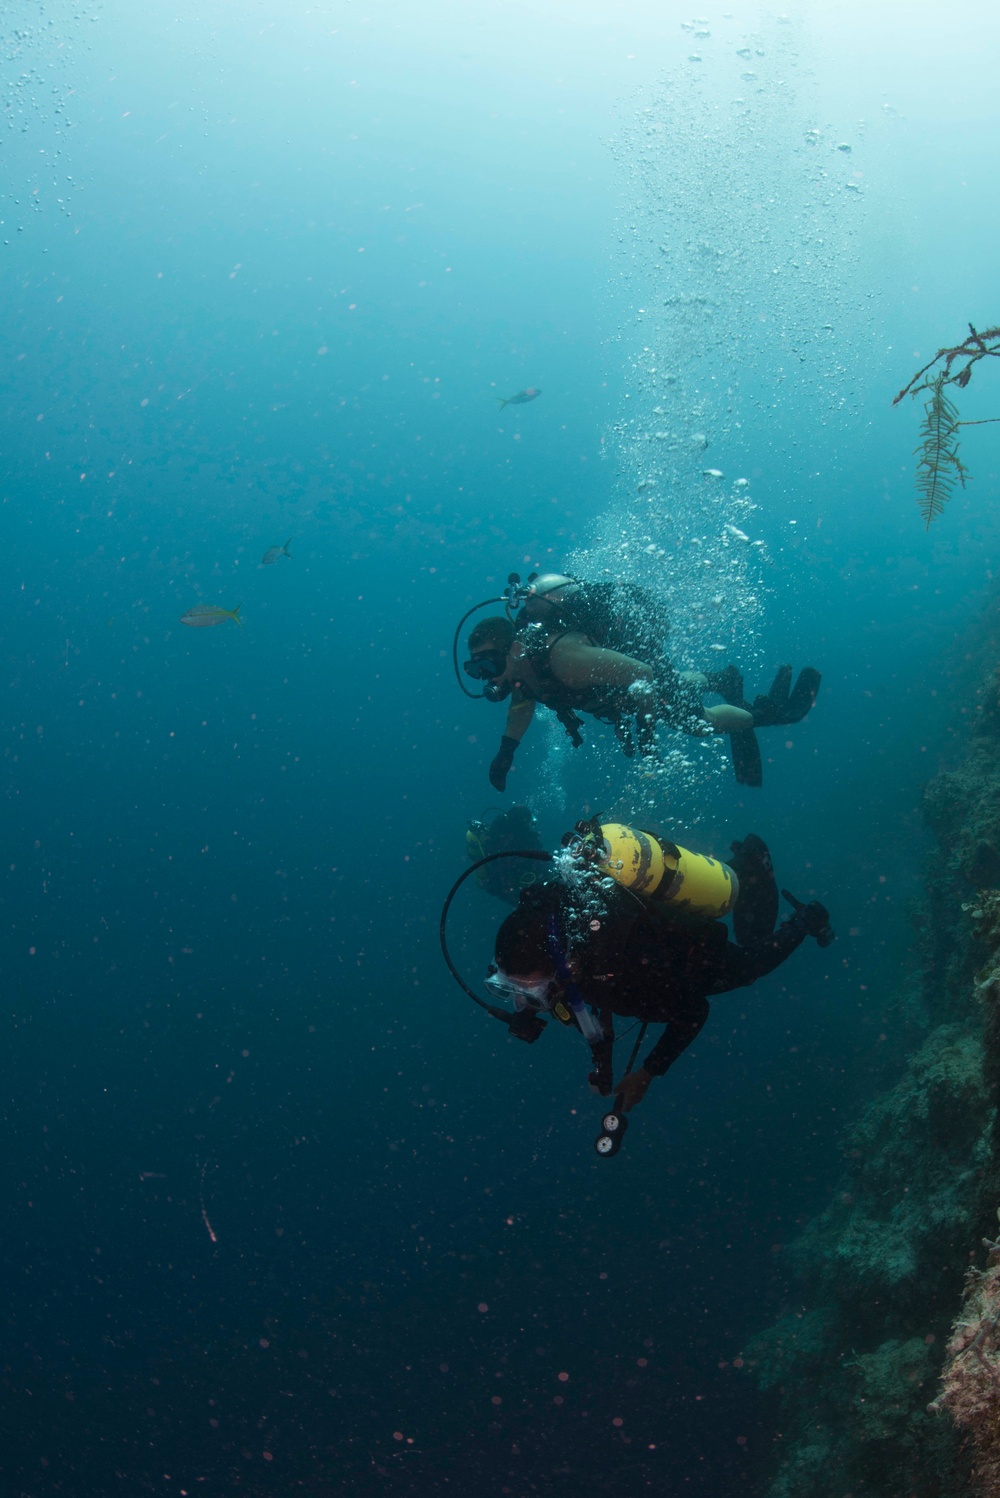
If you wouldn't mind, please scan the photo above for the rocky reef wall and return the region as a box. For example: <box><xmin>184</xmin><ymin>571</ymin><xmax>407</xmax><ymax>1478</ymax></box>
<box><xmin>745</xmin><ymin>618</ymin><xmax>1000</xmax><ymax>1497</ymax></box>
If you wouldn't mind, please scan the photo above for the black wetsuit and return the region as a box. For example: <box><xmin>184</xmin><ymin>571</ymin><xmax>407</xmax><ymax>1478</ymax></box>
<box><xmin>574</xmin><ymin>887</ymin><xmax>807</xmax><ymax>1081</ymax></box>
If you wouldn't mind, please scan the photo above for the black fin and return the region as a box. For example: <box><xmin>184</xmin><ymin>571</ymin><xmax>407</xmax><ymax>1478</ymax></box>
<box><xmin>728</xmin><ymin>727</ymin><xmax>762</xmax><ymax>787</ymax></box>
<box><xmin>765</xmin><ymin>664</ymin><xmax>793</xmax><ymax>711</ymax></box>
<box><xmin>751</xmin><ymin>666</ymin><xmax>821</xmax><ymax>727</ymax></box>
<box><xmin>784</xmin><ymin>667</ymin><xmax>821</xmax><ymax>723</ymax></box>
<box><xmin>730</xmin><ymin>833</ymin><xmax>779</xmax><ymax>944</ymax></box>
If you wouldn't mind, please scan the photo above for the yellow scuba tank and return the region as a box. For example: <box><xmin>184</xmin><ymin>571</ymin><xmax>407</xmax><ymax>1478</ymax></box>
<box><xmin>591</xmin><ymin>822</ymin><xmax>738</xmax><ymax>919</ymax></box>
<box><xmin>466</xmin><ymin>824</ymin><xmax>489</xmax><ymax>888</ymax></box>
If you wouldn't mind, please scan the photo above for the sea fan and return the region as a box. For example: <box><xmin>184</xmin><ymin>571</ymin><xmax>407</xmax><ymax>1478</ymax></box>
<box><xmin>914</xmin><ymin>375</ymin><xmax>969</xmax><ymax>529</ymax></box>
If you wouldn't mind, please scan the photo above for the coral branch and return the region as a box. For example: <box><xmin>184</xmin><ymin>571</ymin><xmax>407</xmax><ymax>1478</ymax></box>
<box><xmin>914</xmin><ymin>375</ymin><xmax>969</xmax><ymax>528</ymax></box>
<box><xmin>895</xmin><ymin>324</ymin><xmax>1000</xmax><ymax>525</ymax></box>
<box><xmin>894</xmin><ymin>325</ymin><xmax>1000</xmax><ymax>405</ymax></box>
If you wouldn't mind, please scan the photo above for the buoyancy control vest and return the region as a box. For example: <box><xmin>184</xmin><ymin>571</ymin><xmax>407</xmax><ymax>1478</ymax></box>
<box><xmin>522</xmin><ymin>579</ymin><xmax>672</xmax><ymax>663</ymax></box>
<box><xmin>510</xmin><ymin>581</ymin><xmax>705</xmax><ymax>743</ymax></box>
<box><xmin>510</xmin><ymin>619</ymin><xmax>630</xmax><ymax>720</ymax></box>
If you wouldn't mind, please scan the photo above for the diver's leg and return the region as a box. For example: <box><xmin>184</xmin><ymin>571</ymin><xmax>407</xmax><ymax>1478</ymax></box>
<box><xmin>705</xmin><ymin>665</ymin><xmax>763</xmax><ymax>786</ymax></box>
<box><xmin>730</xmin><ymin>833</ymin><xmax>780</xmax><ymax>945</ymax></box>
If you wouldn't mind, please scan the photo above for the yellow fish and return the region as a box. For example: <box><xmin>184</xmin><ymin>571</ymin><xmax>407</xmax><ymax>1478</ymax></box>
<box><xmin>180</xmin><ymin>604</ymin><xmax>243</xmax><ymax>630</ymax></box>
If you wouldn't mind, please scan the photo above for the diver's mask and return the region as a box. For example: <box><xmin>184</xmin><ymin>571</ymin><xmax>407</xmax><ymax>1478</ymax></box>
<box><xmin>463</xmin><ymin>651</ymin><xmax>511</xmax><ymax>703</ymax></box>
<box><xmin>463</xmin><ymin>651</ymin><xmax>506</xmax><ymax>682</ymax></box>
<box><xmin>484</xmin><ymin>965</ymin><xmax>556</xmax><ymax>1013</ymax></box>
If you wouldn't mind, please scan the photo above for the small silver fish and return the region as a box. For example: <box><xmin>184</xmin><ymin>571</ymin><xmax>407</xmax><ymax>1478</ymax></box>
<box><xmin>262</xmin><ymin>538</ymin><xmax>293</xmax><ymax>565</ymax></box>
<box><xmin>180</xmin><ymin>604</ymin><xmax>243</xmax><ymax>630</ymax></box>
<box><xmin>496</xmin><ymin>388</ymin><xmax>541</xmax><ymax>410</ymax></box>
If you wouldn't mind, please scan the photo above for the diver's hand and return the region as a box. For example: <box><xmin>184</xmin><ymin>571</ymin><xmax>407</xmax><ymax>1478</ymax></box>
<box><xmin>797</xmin><ymin>899</ymin><xmax>833</xmax><ymax>943</ymax></box>
<box><xmin>617</xmin><ymin>1067</ymin><xmax>653</xmax><ymax>1112</ymax></box>
<box><xmin>489</xmin><ymin>735</ymin><xmax>518</xmax><ymax>792</ymax></box>
<box><xmin>782</xmin><ymin>889</ymin><xmax>835</xmax><ymax>947</ymax></box>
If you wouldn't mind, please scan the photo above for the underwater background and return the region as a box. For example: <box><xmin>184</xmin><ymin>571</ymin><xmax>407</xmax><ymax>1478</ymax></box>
<box><xmin>3</xmin><ymin>2</ymin><xmax>1000</xmax><ymax>1494</ymax></box>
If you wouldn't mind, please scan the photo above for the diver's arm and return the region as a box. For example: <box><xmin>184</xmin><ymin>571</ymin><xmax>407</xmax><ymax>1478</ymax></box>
<box><xmin>641</xmin><ymin>993</ymin><xmax>711</xmax><ymax>1076</ymax></box>
<box><xmin>618</xmin><ymin>994</ymin><xmax>710</xmax><ymax>1110</ymax></box>
<box><xmin>489</xmin><ymin>692</ymin><xmax>534</xmax><ymax>792</ymax></box>
<box><xmin>587</xmin><ymin>1015</ymin><xmax>616</xmax><ymax>1097</ymax></box>
<box><xmin>712</xmin><ymin>916</ymin><xmax>808</xmax><ymax>990</ymax></box>
<box><xmin>502</xmin><ymin>691</ymin><xmax>535</xmax><ymax>741</ymax></box>
<box><xmin>548</xmin><ymin>634</ymin><xmax>653</xmax><ymax>691</ymax></box>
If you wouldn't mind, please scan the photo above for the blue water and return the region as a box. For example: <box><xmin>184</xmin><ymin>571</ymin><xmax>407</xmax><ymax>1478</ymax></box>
<box><xmin>2</xmin><ymin>3</ymin><xmax>999</xmax><ymax>1493</ymax></box>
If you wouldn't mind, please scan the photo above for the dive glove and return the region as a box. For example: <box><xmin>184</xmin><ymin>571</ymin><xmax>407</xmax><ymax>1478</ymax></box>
<box><xmin>489</xmin><ymin>735</ymin><xmax>519</xmax><ymax>792</ymax></box>
<box><xmin>782</xmin><ymin>888</ymin><xmax>835</xmax><ymax>947</ymax></box>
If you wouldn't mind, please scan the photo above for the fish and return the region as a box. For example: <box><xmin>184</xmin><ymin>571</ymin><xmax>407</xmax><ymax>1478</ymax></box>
<box><xmin>262</xmin><ymin>538</ymin><xmax>293</xmax><ymax>565</ymax></box>
<box><xmin>180</xmin><ymin>604</ymin><xmax>243</xmax><ymax>630</ymax></box>
<box><xmin>496</xmin><ymin>388</ymin><xmax>541</xmax><ymax>410</ymax></box>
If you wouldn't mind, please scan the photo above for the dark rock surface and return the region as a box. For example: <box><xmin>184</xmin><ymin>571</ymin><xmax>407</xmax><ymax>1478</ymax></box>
<box><xmin>745</xmin><ymin>624</ymin><xmax>1000</xmax><ymax>1496</ymax></box>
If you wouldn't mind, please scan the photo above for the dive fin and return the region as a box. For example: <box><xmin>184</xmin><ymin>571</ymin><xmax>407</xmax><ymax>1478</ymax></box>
<box><xmin>784</xmin><ymin>667</ymin><xmax>821</xmax><ymax>722</ymax></box>
<box><xmin>751</xmin><ymin>666</ymin><xmax>821</xmax><ymax>727</ymax></box>
<box><xmin>765</xmin><ymin>664</ymin><xmax>792</xmax><ymax>713</ymax></box>
<box><xmin>728</xmin><ymin>726</ymin><xmax>762</xmax><ymax>788</ymax></box>
<box><xmin>705</xmin><ymin>663</ymin><xmax>763</xmax><ymax>783</ymax></box>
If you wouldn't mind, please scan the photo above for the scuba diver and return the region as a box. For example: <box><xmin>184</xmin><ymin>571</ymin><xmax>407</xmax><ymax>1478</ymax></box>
<box><xmin>458</xmin><ymin>573</ymin><xmax>821</xmax><ymax>790</ymax></box>
<box><xmin>466</xmin><ymin>806</ymin><xmax>544</xmax><ymax>907</ymax></box>
<box><xmin>440</xmin><ymin>818</ymin><xmax>833</xmax><ymax>1150</ymax></box>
